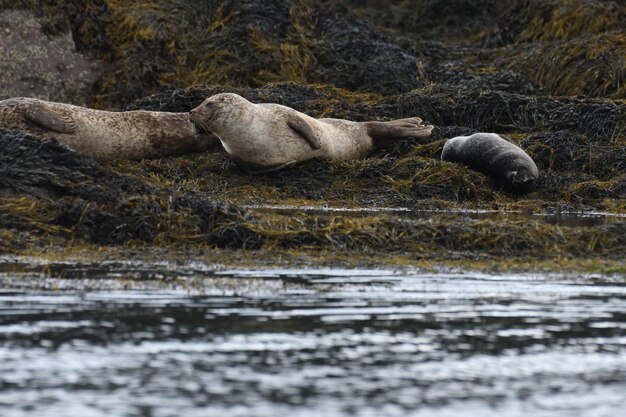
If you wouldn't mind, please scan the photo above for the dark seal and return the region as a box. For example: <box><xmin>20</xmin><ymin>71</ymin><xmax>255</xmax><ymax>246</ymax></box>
<box><xmin>441</xmin><ymin>133</ymin><xmax>539</xmax><ymax>193</ymax></box>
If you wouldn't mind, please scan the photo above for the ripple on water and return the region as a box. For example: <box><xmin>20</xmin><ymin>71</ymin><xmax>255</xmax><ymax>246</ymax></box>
<box><xmin>0</xmin><ymin>263</ymin><xmax>625</xmax><ymax>417</ymax></box>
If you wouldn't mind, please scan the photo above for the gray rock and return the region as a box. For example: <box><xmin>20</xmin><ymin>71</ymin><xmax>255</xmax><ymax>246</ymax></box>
<box><xmin>0</xmin><ymin>9</ymin><xmax>102</xmax><ymax>106</ymax></box>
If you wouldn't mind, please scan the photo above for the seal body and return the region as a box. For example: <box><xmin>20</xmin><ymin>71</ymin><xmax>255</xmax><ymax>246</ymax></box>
<box><xmin>189</xmin><ymin>93</ymin><xmax>433</xmax><ymax>173</ymax></box>
<box><xmin>441</xmin><ymin>132</ymin><xmax>539</xmax><ymax>193</ymax></box>
<box><xmin>0</xmin><ymin>97</ymin><xmax>218</xmax><ymax>161</ymax></box>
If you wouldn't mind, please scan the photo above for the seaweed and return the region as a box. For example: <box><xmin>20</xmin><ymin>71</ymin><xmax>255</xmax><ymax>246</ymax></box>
<box><xmin>397</xmin><ymin>87</ymin><xmax>624</xmax><ymax>141</ymax></box>
<box><xmin>241</xmin><ymin>213</ymin><xmax>626</xmax><ymax>259</ymax></box>
<box><xmin>336</xmin><ymin>0</ymin><xmax>502</xmax><ymax>43</ymax></box>
<box><xmin>503</xmin><ymin>0</ymin><xmax>625</xmax><ymax>43</ymax></box>
<box><xmin>1</xmin><ymin>0</ymin><xmax>625</xmax><ymax>268</ymax></box>
<box><xmin>504</xmin><ymin>33</ymin><xmax>626</xmax><ymax>99</ymax></box>
<box><xmin>308</xmin><ymin>9</ymin><xmax>419</xmax><ymax>94</ymax></box>
<box><xmin>522</xmin><ymin>130</ymin><xmax>626</xmax><ymax>179</ymax></box>
<box><xmin>0</xmin><ymin>128</ymin><xmax>146</xmax><ymax>201</ymax></box>
<box><xmin>92</xmin><ymin>0</ymin><xmax>421</xmax><ymax>107</ymax></box>
<box><xmin>4</xmin><ymin>0</ymin><xmax>623</xmax><ymax>107</ymax></box>
<box><xmin>0</xmin><ymin>129</ymin><xmax>246</xmax><ymax>246</ymax></box>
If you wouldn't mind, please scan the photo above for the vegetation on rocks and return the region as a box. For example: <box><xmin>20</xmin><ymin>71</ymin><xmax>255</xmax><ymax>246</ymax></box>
<box><xmin>0</xmin><ymin>0</ymin><xmax>624</xmax><ymax>270</ymax></box>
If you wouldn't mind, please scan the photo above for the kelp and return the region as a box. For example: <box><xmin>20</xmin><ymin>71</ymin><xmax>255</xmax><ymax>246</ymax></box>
<box><xmin>397</xmin><ymin>86</ymin><xmax>625</xmax><ymax>141</ymax></box>
<box><xmin>94</xmin><ymin>0</ymin><xmax>418</xmax><ymax>107</ymax></box>
<box><xmin>504</xmin><ymin>32</ymin><xmax>626</xmax><ymax>99</ymax></box>
<box><xmin>335</xmin><ymin>0</ymin><xmax>502</xmax><ymax>43</ymax></box>
<box><xmin>503</xmin><ymin>0</ymin><xmax>625</xmax><ymax>42</ymax></box>
<box><xmin>2</xmin><ymin>0</ymin><xmax>623</xmax><ymax>106</ymax></box>
<box><xmin>117</xmin><ymin>83</ymin><xmax>626</xmax><ymax>211</ymax></box>
<box><xmin>0</xmin><ymin>0</ymin><xmax>625</xmax><ymax>267</ymax></box>
<box><xmin>0</xmin><ymin>129</ymin><xmax>248</xmax><ymax>246</ymax></box>
<box><xmin>1</xmin><ymin>122</ymin><xmax>625</xmax><ymax>262</ymax></box>
<box><xmin>240</xmin><ymin>211</ymin><xmax>626</xmax><ymax>259</ymax></box>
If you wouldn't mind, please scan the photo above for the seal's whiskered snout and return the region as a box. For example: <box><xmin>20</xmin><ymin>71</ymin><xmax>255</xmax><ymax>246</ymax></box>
<box><xmin>190</xmin><ymin>121</ymin><xmax>200</xmax><ymax>134</ymax></box>
<box><xmin>189</xmin><ymin>106</ymin><xmax>206</xmax><ymax>124</ymax></box>
<box><xmin>189</xmin><ymin>106</ymin><xmax>215</xmax><ymax>137</ymax></box>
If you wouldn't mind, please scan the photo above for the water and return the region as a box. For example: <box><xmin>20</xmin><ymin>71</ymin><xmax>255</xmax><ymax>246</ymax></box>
<box><xmin>0</xmin><ymin>261</ymin><xmax>625</xmax><ymax>417</ymax></box>
<box><xmin>246</xmin><ymin>205</ymin><xmax>626</xmax><ymax>227</ymax></box>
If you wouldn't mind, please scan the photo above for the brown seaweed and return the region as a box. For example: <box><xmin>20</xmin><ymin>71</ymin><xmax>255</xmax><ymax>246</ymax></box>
<box><xmin>0</xmin><ymin>0</ymin><xmax>625</xmax><ymax>269</ymax></box>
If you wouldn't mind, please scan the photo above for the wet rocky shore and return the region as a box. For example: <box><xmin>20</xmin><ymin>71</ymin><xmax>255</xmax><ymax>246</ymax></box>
<box><xmin>0</xmin><ymin>0</ymin><xmax>624</xmax><ymax>271</ymax></box>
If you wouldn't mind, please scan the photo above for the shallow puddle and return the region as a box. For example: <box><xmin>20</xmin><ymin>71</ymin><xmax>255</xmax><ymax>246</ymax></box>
<box><xmin>247</xmin><ymin>205</ymin><xmax>626</xmax><ymax>227</ymax></box>
<box><xmin>0</xmin><ymin>261</ymin><xmax>625</xmax><ymax>417</ymax></box>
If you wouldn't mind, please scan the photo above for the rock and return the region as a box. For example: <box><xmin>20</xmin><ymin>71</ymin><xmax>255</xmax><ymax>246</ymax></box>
<box><xmin>0</xmin><ymin>9</ymin><xmax>102</xmax><ymax>106</ymax></box>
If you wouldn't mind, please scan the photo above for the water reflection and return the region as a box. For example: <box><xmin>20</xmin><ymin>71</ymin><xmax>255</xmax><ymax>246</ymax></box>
<box><xmin>0</xmin><ymin>262</ymin><xmax>625</xmax><ymax>417</ymax></box>
<box><xmin>246</xmin><ymin>205</ymin><xmax>626</xmax><ymax>227</ymax></box>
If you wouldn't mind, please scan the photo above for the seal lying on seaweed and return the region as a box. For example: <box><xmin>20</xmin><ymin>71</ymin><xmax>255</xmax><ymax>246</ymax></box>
<box><xmin>0</xmin><ymin>97</ymin><xmax>218</xmax><ymax>161</ymax></box>
<box><xmin>189</xmin><ymin>93</ymin><xmax>433</xmax><ymax>173</ymax></box>
<box><xmin>441</xmin><ymin>133</ymin><xmax>539</xmax><ymax>193</ymax></box>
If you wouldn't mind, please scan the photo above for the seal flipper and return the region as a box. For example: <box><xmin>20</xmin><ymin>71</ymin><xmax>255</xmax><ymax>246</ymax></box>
<box><xmin>24</xmin><ymin>103</ymin><xmax>77</xmax><ymax>134</ymax></box>
<box><xmin>287</xmin><ymin>115</ymin><xmax>321</xmax><ymax>149</ymax></box>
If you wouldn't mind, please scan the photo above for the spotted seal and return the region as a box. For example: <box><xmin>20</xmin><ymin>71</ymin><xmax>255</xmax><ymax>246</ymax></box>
<box><xmin>0</xmin><ymin>97</ymin><xmax>218</xmax><ymax>161</ymax></box>
<box><xmin>441</xmin><ymin>132</ymin><xmax>539</xmax><ymax>193</ymax></box>
<box><xmin>189</xmin><ymin>93</ymin><xmax>433</xmax><ymax>173</ymax></box>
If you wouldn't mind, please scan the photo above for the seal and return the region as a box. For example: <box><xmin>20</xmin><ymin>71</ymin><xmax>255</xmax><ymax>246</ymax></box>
<box><xmin>0</xmin><ymin>97</ymin><xmax>218</xmax><ymax>161</ymax></box>
<box><xmin>441</xmin><ymin>132</ymin><xmax>539</xmax><ymax>193</ymax></box>
<box><xmin>189</xmin><ymin>93</ymin><xmax>433</xmax><ymax>173</ymax></box>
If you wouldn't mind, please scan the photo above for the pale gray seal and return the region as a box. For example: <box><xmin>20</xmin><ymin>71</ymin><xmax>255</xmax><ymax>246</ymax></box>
<box><xmin>189</xmin><ymin>93</ymin><xmax>433</xmax><ymax>173</ymax></box>
<box><xmin>0</xmin><ymin>97</ymin><xmax>218</xmax><ymax>161</ymax></box>
<box><xmin>441</xmin><ymin>132</ymin><xmax>539</xmax><ymax>193</ymax></box>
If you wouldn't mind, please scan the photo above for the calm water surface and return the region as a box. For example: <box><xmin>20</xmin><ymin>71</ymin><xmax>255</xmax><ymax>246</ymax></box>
<box><xmin>247</xmin><ymin>205</ymin><xmax>626</xmax><ymax>227</ymax></box>
<box><xmin>0</xmin><ymin>260</ymin><xmax>625</xmax><ymax>417</ymax></box>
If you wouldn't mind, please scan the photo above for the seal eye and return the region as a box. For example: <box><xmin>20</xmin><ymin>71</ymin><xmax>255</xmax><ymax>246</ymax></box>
<box><xmin>205</xmin><ymin>102</ymin><xmax>215</xmax><ymax>107</ymax></box>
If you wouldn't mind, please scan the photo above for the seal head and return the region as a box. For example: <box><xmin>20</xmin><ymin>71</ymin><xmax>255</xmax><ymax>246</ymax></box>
<box><xmin>189</xmin><ymin>93</ymin><xmax>249</xmax><ymax>134</ymax></box>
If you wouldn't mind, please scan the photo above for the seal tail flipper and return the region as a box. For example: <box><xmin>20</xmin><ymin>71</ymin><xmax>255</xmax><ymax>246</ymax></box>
<box><xmin>24</xmin><ymin>102</ymin><xmax>77</xmax><ymax>134</ymax></box>
<box><xmin>287</xmin><ymin>115</ymin><xmax>321</xmax><ymax>149</ymax></box>
<box><xmin>366</xmin><ymin>117</ymin><xmax>434</xmax><ymax>140</ymax></box>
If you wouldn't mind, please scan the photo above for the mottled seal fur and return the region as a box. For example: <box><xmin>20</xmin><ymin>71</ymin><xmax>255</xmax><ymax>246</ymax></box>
<box><xmin>189</xmin><ymin>93</ymin><xmax>433</xmax><ymax>173</ymax></box>
<box><xmin>441</xmin><ymin>132</ymin><xmax>539</xmax><ymax>193</ymax></box>
<box><xmin>0</xmin><ymin>97</ymin><xmax>218</xmax><ymax>161</ymax></box>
